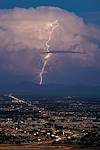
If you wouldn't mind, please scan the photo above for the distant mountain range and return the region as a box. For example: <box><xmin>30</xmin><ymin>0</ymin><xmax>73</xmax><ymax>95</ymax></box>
<box><xmin>0</xmin><ymin>81</ymin><xmax>100</xmax><ymax>97</ymax></box>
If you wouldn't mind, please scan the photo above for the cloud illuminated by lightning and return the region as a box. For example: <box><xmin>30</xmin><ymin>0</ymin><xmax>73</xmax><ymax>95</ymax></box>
<box><xmin>39</xmin><ymin>20</ymin><xmax>59</xmax><ymax>85</ymax></box>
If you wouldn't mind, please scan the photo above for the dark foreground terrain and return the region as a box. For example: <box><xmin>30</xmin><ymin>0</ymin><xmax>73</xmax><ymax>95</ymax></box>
<box><xmin>0</xmin><ymin>144</ymin><xmax>100</xmax><ymax>150</ymax></box>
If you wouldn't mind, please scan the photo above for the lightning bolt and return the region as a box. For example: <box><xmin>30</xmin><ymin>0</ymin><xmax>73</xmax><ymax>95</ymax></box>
<box><xmin>39</xmin><ymin>20</ymin><xmax>59</xmax><ymax>85</ymax></box>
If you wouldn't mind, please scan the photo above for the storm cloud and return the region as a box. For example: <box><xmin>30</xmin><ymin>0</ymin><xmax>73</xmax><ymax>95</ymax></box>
<box><xmin>0</xmin><ymin>7</ymin><xmax>100</xmax><ymax>83</ymax></box>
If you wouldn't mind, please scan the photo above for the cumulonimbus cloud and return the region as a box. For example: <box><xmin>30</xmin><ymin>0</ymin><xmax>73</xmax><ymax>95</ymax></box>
<box><xmin>0</xmin><ymin>7</ymin><xmax>100</xmax><ymax>81</ymax></box>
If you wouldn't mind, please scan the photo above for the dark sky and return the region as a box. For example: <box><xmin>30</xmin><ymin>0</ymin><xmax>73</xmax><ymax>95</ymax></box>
<box><xmin>0</xmin><ymin>0</ymin><xmax>100</xmax><ymax>85</ymax></box>
<box><xmin>0</xmin><ymin>0</ymin><xmax>99</xmax><ymax>11</ymax></box>
<box><xmin>0</xmin><ymin>0</ymin><xmax>100</xmax><ymax>23</ymax></box>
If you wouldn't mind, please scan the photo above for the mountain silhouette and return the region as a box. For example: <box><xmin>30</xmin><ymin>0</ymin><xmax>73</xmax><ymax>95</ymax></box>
<box><xmin>0</xmin><ymin>81</ymin><xmax>100</xmax><ymax>97</ymax></box>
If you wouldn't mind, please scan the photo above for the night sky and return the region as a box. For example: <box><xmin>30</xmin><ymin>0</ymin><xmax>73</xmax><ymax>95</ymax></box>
<box><xmin>0</xmin><ymin>0</ymin><xmax>99</xmax><ymax>11</ymax></box>
<box><xmin>0</xmin><ymin>0</ymin><xmax>100</xmax><ymax>85</ymax></box>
